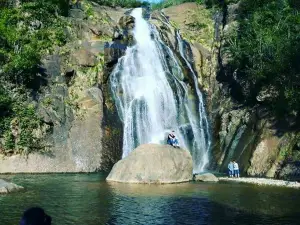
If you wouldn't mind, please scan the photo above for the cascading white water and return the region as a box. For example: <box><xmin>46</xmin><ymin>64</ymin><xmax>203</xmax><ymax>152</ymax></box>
<box><xmin>176</xmin><ymin>31</ymin><xmax>212</xmax><ymax>172</ymax></box>
<box><xmin>110</xmin><ymin>8</ymin><xmax>211</xmax><ymax>173</ymax></box>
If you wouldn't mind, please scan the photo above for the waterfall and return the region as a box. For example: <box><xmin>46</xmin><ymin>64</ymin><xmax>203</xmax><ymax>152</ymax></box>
<box><xmin>110</xmin><ymin>8</ymin><xmax>211</xmax><ymax>173</ymax></box>
<box><xmin>176</xmin><ymin>31</ymin><xmax>212</xmax><ymax>172</ymax></box>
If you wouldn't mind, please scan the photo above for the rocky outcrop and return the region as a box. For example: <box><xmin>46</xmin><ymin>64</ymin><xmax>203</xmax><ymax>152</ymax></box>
<box><xmin>106</xmin><ymin>144</ymin><xmax>193</xmax><ymax>184</ymax></box>
<box><xmin>194</xmin><ymin>173</ymin><xmax>219</xmax><ymax>182</ymax></box>
<box><xmin>0</xmin><ymin>179</ymin><xmax>24</xmax><ymax>194</ymax></box>
<box><xmin>157</xmin><ymin>2</ymin><xmax>300</xmax><ymax>181</ymax></box>
<box><xmin>0</xmin><ymin>2</ymin><xmax>130</xmax><ymax>173</ymax></box>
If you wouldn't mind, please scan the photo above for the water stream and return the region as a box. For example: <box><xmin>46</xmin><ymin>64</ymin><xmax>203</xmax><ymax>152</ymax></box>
<box><xmin>110</xmin><ymin>8</ymin><xmax>211</xmax><ymax>173</ymax></box>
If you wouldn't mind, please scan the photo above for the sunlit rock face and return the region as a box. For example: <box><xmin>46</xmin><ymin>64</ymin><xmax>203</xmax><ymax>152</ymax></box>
<box><xmin>106</xmin><ymin>144</ymin><xmax>193</xmax><ymax>184</ymax></box>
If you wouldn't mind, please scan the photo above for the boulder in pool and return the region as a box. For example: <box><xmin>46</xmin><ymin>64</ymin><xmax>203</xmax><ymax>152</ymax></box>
<box><xmin>106</xmin><ymin>144</ymin><xmax>193</xmax><ymax>184</ymax></box>
<box><xmin>194</xmin><ymin>173</ymin><xmax>219</xmax><ymax>182</ymax></box>
<box><xmin>0</xmin><ymin>179</ymin><xmax>24</xmax><ymax>194</ymax></box>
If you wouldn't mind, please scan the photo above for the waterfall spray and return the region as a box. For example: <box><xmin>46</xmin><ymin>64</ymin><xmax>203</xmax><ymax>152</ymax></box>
<box><xmin>110</xmin><ymin>8</ymin><xmax>211</xmax><ymax>173</ymax></box>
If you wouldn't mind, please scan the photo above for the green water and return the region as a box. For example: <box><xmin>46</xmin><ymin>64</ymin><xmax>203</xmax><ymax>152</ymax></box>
<box><xmin>0</xmin><ymin>173</ymin><xmax>300</xmax><ymax>225</ymax></box>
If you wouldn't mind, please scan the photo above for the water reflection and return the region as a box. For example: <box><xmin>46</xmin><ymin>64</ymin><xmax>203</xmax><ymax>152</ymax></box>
<box><xmin>0</xmin><ymin>174</ymin><xmax>300</xmax><ymax>225</ymax></box>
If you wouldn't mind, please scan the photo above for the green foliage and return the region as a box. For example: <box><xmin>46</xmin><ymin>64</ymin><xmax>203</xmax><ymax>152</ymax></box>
<box><xmin>42</xmin><ymin>97</ymin><xmax>53</xmax><ymax>107</ymax></box>
<box><xmin>3</xmin><ymin>132</ymin><xmax>15</xmax><ymax>150</ymax></box>
<box><xmin>0</xmin><ymin>0</ymin><xmax>67</xmax><ymax>154</ymax></box>
<box><xmin>15</xmin><ymin>104</ymin><xmax>41</xmax><ymax>152</ymax></box>
<box><xmin>0</xmin><ymin>87</ymin><xmax>42</xmax><ymax>154</ymax></box>
<box><xmin>0</xmin><ymin>88</ymin><xmax>12</xmax><ymax>116</ymax></box>
<box><xmin>225</xmin><ymin>0</ymin><xmax>300</xmax><ymax>116</ymax></box>
<box><xmin>1</xmin><ymin>100</ymin><xmax>43</xmax><ymax>154</ymax></box>
<box><xmin>93</xmin><ymin>0</ymin><xmax>148</xmax><ymax>8</ymax></box>
<box><xmin>151</xmin><ymin>0</ymin><xmax>197</xmax><ymax>10</ymax></box>
<box><xmin>0</xmin><ymin>1</ymin><xmax>67</xmax><ymax>86</ymax></box>
<box><xmin>0</xmin><ymin>88</ymin><xmax>13</xmax><ymax>150</ymax></box>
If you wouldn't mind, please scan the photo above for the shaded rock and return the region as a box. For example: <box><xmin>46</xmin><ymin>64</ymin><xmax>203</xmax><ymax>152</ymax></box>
<box><xmin>279</xmin><ymin>162</ymin><xmax>300</xmax><ymax>181</ymax></box>
<box><xmin>41</xmin><ymin>54</ymin><xmax>61</xmax><ymax>78</ymax></box>
<box><xmin>89</xmin><ymin>22</ymin><xmax>114</xmax><ymax>37</ymax></box>
<box><xmin>69</xmin><ymin>9</ymin><xmax>85</xmax><ymax>19</ymax></box>
<box><xmin>89</xmin><ymin>41</ymin><xmax>106</xmax><ymax>55</ymax></box>
<box><xmin>194</xmin><ymin>173</ymin><xmax>219</xmax><ymax>182</ymax></box>
<box><xmin>106</xmin><ymin>144</ymin><xmax>193</xmax><ymax>184</ymax></box>
<box><xmin>119</xmin><ymin>15</ymin><xmax>135</xmax><ymax>30</ymax></box>
<box><xmin>72</xmin><ymin>49</ymin><xmax>97</xmax><ymax>67</ymax></box>
<box><xmin>227</xmin><ymin>2</ymin><xmax>241</xmax><ymax>23</ymax></box>
<box><xmin>256</xmin><ymin>86</ymin><xmax>279</xmax><ymax>102</ymax></box>
<box><xmin>0</xmin><ymin>179</ymin><xmax>24</xmax><ymax>194</ymax></box>
<box><xmin>104</xmin><ymin>41</ymin><xmax>127</xmax><ymax>68</ymax></box>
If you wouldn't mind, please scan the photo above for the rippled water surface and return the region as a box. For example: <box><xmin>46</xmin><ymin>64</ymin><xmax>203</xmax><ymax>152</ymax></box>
<box><xmin>1</xmin><ymin>173</ymin><xmax>300</xmax><ymax>225</ymax></box>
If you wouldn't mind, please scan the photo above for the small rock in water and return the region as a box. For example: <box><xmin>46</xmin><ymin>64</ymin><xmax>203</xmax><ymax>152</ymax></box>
<box><xmin>194</xmin><ymin>173</ymin><xmax>219</xmax><ymax>182</ymax></box>
<box><xmin>0</xmin><ymin>179</ymin><xmax>24</xmax><ymax>194</ymax></box>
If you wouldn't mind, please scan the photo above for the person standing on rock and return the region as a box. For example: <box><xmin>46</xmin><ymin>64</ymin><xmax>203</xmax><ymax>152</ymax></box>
<box><xmin>228</xmin><ymin>161</ymin><xmax>234</xmax><ymax>177</ymax></box>
<box><xmin>233</xmin><ymin>160</ymin><xmax>240</xmax><ymax>178</ymax></box>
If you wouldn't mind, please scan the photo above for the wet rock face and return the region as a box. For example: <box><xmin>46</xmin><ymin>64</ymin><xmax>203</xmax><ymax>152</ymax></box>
<box><xmin>106</xmin><ymin>144</ymin><xmax>193</xmax><ymax>184</ymax></box>
<box><xmin>104</xmin><ymin>15</ymin><xmax>135</xmax><ymax>72</ymax></box>
<box><xmin>101</xmin><ymin>13</ymin><xmax>138</xmax><ymax>171</ymax></box>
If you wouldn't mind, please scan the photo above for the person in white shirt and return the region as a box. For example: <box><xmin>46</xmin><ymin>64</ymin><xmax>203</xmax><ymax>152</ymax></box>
<box><xmin>233</xmin><ymin>160</ymin><xmax>240</xmax><ymax>178</ymax></box>
<box><xmin>167</xmin><ymin>131</ymin><xmax>179</xmax><ymax>148</ymax></box>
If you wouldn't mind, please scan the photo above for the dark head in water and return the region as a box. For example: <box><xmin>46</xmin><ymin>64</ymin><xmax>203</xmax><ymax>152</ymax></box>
<box><xmin>20</xmin><ymin>207</ymin><xmax>51</xmax><ymax>225</ymax></box>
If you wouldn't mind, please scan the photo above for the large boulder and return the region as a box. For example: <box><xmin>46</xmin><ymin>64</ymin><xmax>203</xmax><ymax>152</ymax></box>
<box><xmin>106</xmin><ymin>144</ymin><xmax>193</xmax><ymax>184</ymax></box>
<box><xmin>194</xmin><ymin>173</ymin><xmax>219</xmax><ymax>182</ymax></box>
<box><xmin>0</xmin><ymin>179</ymin><xmax>24</xmax><ymax>194</ymax></box>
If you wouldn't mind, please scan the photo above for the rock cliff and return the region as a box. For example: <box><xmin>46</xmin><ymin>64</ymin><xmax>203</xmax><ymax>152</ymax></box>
<box><xmin>1</xmin><ymin>1</ymin><xmax>299</xmax><ymax>179</ymax></box>
<box><xmin>0</xmin><ymin>2</ymin><xmax>131</xmax><ymax>173</ymax></box>
<box><xmin>156</xmin><ymin>2</ymin><xmax>300</xmax><ymax>181</ymax></box>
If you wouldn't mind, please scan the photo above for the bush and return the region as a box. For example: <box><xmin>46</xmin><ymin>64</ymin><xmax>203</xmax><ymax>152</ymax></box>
<box><xmin>225</xmin><ymin>0</ymin><xmax>300</xmax><ymax>116</ymax></box>
<box><xmin>0</xmin><ymin>2</ymin><xmax>67</xmax><ymax>86</ymax></box>
<box><xmin>0</xmin><ymin>96</ymin><xmax>43</xmax><ymax>154</ymax></box>
<box><xmin>0</xmin><ymin>0</ymin><xmax>67</xmax><ymax>154</ymax></box>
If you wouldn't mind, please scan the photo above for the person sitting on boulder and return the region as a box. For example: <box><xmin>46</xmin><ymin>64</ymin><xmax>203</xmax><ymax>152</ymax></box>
<box><xmin>167</xmin><ymin>131</ymin><xmax>179</xmax><ymax>148</ymax></box>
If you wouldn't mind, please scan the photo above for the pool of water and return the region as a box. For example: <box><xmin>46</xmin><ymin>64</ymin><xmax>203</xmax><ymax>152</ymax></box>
<box><xmin>0</xmin><ymin>173</ymin><xmax>300</xmax><ymax>225</ymax></box>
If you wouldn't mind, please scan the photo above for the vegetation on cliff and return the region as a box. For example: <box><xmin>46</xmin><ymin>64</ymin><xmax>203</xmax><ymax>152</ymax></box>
<box><xmin>0</xmin><ymin>0</ymin><xmax>67</xmax><ymax>154</ymax></box>
<box><xmin>223</xmin><ymin>0</ymin><xmax>300</xmax><ymax>119</ymax></box>
<box><xmin>153</xmin><ymin>0</ymin><xmax>300</xmax><ymax>122</ymax></box>
<box><xmin>151</xmin><ymin>0</ymin><xmax>195</xmax><ymax>9</ymax></box>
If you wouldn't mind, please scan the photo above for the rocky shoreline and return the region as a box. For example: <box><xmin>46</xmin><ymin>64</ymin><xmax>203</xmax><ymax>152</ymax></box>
<box><xmin>219</xmin><ymin>177</ymin><xmax>300</xmax><ymax>189</ymax></box>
